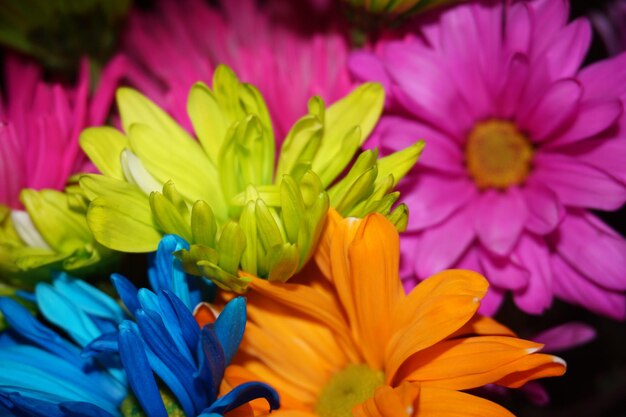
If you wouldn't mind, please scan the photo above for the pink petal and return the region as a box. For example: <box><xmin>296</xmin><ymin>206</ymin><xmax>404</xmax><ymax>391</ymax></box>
<box><xmin>496</xmin><ymin>54</ymin><xmax>530</xmax><ymax>119</ymax></box>
<box><xmin>577</xmin><ymin>52</ymin><xmax>626</xmax><ymax>100</ymax></box>
<box><xmin>370</xmin><ymin>116</ymin><xmax>464</xmax><ymax>174</ymax></box>
<box><xmin>348</xmin><ymin>51</ymin><xmax>391</xmax><ymax>99</ymax></box>
<box><xmin>478</xmin><ymin>286</ymin><xmax>506</xmax><ymax>317</ymax></box>
<box><xmin>522</xmin><ymin>182</ymin><xmax>564</xmax><ymax>235</ymax></box>
<box><xmin>474</xmin><ymin>188</ymin><xmax>528</xmax><ymax>256</ymax></box>
<box><xmin>559</xmin><ymin>136</ymin><xmax>626</xmax><ymax>184</ymax></box>
<box><xmin>543</xmin><ymin>18</ymin><xmax>592</xmax><ymax>79</ymax></box>
<box><xmin>505</xmin><ymin>3</ymin><xmax>533</xmax><ymax>54</ymax></box>
<box><xmin>402</xmin><ymin>173</ymin><xmax>476</xmax><ymax>232</ymax></box>
<box><xmin>478</xmin><ymin>247</ymin><xmax>529</xmax><ymax>291</ymax></box>
<box><xmin>551</xmin><ymin>253</ymin><xmax>626</xmax><ymax>320</ymax></box>
<box><xmin>414</xmin><ymin>204</ymin><xmax>476</xmax><ymax>278</ymax></box>
<box><xmin>511</xmin><ymin>234</ymin><xmax>553</xmax><ymax>315</ymax></box>
<box><xmin>545</xmin><ymin>99</ymin><xmax>623</xmax><ymax>148</ymax></box>
<box><xmin>532</xmin><ymin>322</ymin><xmax>596</xmax><ymax>353</ymax></box>
<box><xmin>519</xmin><ymin>79</ymin><xmax>582</xmax><ymax>143</ymax></box>
<box><xmin>399</xmin><ymin>232</ymin><xmax>420</xmax><ymax>283</ymax></box>
<box><xmin>455</xmin><ymin>246</ymin><xmax>505</xmax><ymax>316</ymax></box>
<box><xmin>553</xmin><ymin>210</ymin><xmax>626</xmax><ymax>291</ymax></box>
<box><xmin>532</xmin><ymin>153</ymin><xmax>626</xmax><ymax>211</ymax></box>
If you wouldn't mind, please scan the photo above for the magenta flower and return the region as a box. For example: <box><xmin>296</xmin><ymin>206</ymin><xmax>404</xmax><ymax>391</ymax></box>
<box><xmin>0</xmin><ymin>54</ymin><xmax>125</xmax><ymax>280</ymax></box>
<box><xmin>0</xmin><ymin>54</ymin><xmax>124</xmax><ymax>209</ymax></box>
<box><xmin>122</xmin><ymin>0</ymin><xmax>352</xmax><ymax>140</ymax></box>
<box><xmin>352</xmin><ymin>0</ymin><xmax>626</xmax><ymax>318</ymax></box>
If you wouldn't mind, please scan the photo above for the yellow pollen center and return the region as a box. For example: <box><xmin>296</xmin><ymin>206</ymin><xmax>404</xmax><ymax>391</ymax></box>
<box><xmin>465</xmin><ymin>120</ymin><xmax>533</xmax><ymax>189</ymax></box>
<box><xmin>315</xmin><ymin>364</ymin><xmax>385</xmax><ymax>417</ymax></box>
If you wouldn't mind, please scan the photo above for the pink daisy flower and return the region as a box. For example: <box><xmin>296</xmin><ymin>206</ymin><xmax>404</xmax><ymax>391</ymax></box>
<box><xmin>0</xmin><ymin>54</ymin><xmax>125</xmax><ymax>277</ymax></box>
<box><xmin>122</xmin><ymin>0</ymin><xmax>352</xmax><ymax>140</ymax></box>
<box><xmin>0</xmin><ymin>54</ymin><xmax>125</xmax><ymax>209</ymax></box>
<box><xmin>352</xmin><ymin>0</ymin><xmax>626</xmax><ymax>318</ymax></box>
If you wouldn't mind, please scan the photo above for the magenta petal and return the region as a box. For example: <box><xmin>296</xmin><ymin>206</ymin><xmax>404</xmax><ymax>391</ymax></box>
<box><xmin>532</xmin><ymin>153</ymin><xmax>626</xmax><ymax>211</ymax></box>
<box><xmin>553</xmin><ymin>210</ymin><xmax>626</xmax><ymax>291</ymax></box>
<box><xmin>522</xmin><ymin>182</ymin><xmax>564</xmax><ymax>235</ymax></box>
<box><xmin>551</xmin><ymin>253</ymin><xmax>626</xmax><ymax>320</ymax></box>
<box><xmin>511</xmin><ymin>234</ymin><xmax>553</xmax><ymax>315</ymax></box>
<box><xmin>519</xmin><ymin>79</ymin><xmax>582</xmax><ymax>143</ymax></box>
<box><xmin>414</xmin><ymin>204</ymin><xmax>476</xmax><ymax>278</ymax></box>
<box><xmin>546</xmin><ymin>99</ymin><xmax>623</xmax><ymax>148</ymax></box>
<box><xmin>474</xmin><ymin>188</ymin><xmax>528</xmax><ymax>256</ymax></box>
<box><xmin>478</xmin><ymin>286</ymin><xmax>506</xmax><ymax>317</ymax></box>
<box><xmin>371</xmin><ymin>116</ymin><xmax>464</xmax><ymax>173</ymax></box>
<box><xmin>403</xmin><ymin>173</ymin><xmax>476</xmax><ymax>232</ymax></box>
<box><xmin>505</xmin><ymin>3</ymin><xmax>532</xmax><ymax>54</ymax></box>
<box><xmin>533</xmin><ymin>322</ymin><xmax>596</xmax><ymax>353</ymax></box>
<box><xmin>348</xmin><ymin>51</ymin><xmax>391</xmax><ymax>98</ymax></box>
<box><xmin>543</xmin><ymin>18</ymin><xmax>592</xmax><ymax>79</ymax></box>
<box><xmin>577</xmin><ymin>52</ymin><xmax>626</xmax><ymax>100</ymax></box>
<box><xmin>478</xmin><ymin>247</ymin><xmax>529</xmax><ymax>291</ymax></box>
<box><xmin>561</xmin><ymin>136</ymin><xmax>626</xmax><ymax>184</ymax></box>
<box><xmin>399</xmin><ymin>232</ymin><xmax>420</xmax><ymax>283</ymax></box>
<box><xmin>455</xmin><ymin>246</ymin><xmax>505</xmax><ymax>316</ymax></box>
<box><xmin>497</xmin><ymin>54</ymin><xmax>530</xmax><ymax>119</ymax></box>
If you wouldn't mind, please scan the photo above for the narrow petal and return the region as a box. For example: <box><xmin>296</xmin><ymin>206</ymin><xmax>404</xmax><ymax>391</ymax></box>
<box><xmin>214</xmin><ymin>297</ymin><xmax>246</xmax><ymax>365</ymax></box>
<box><xmin>532</xmin><ymin>322</ymin><xmax>596</xmax><ymax>353</ymax></box>
<box><xmin>202</xmin><ymin>382</ymin><xmax>279</xmax><ymax>415</ymax></box>
<box><xmin>414</xmin><ymin>204</ymin><xmax>476</xmax><ymax>278</ymax></box>
<box><xmin>521</xmin><ymin>182</ymin><xmax>564</xmax><ymax>235</ymax></box>
<box><xmin>532</xmin><ymin>154</ymin><xmax>626</xmax><ymax>211</ymax></box>
<box><xmin>511</xmin><ymin>235</ymin><xmax>553</xmax><ymax>315</ymax></box>
<box><xmin>119</xmin><ymin>321</ymin><xmax>168</xmax><ymax>417</ymax></box>
<box><xmin>386</xmin><ymin>270</ymin><xmax>487</xmax><ymax>382</ymax></box>
<box><xmin>551</xmin><ymin>254</ymin><xmax>626</xmax><ymax>320</ymax></box>
<box><xmin>416</xmin><ymin>387</ymin><xmax>514</xmax><ymax>417</ymax></box>
<box><xmin>474</xmin><ymin>189</ymin><xmax>528</xmax><ymax>256</ymax></box>
<box><xmin>554</xmin><ymin>210</ymin><xmax>626</xmax><ymax>291</ymax></box>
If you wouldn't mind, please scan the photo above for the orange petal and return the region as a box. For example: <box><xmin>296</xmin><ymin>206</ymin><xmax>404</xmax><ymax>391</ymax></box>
<box><xmin>416</xmin><ymin>386</ymin><xmax>515</xmax><ymax>417</ymax></box>
<box><xmin>193</xmin><ymin>302</ymin><xmax>216</xmax><ymax>327</ymax></box>
<box><xmin>314</xmin><ymin>207</ymin><xmax>343</xmax><ymax>279</ymax></box>
<box><xmin>397</xmin><ymin>336</ymin><xmax>549</xmax><ymax>390</ymax></box>
<box><xmin>353</xmin><ymin>382</ymin><xmax>420</xmax><ymax>417</ymax></box>
<box><xmin>494</xmin><ymin>354</ymin><xmax>567</xmax><ymax>388</ymax></box>
<box><xmin>245</xmin><ymin>274</ymin><xmax>358</xmax><ymax>361</ymax></box>
<box><xmin>331</xmin><ymin>214</ymin><xmax>405</xmax><ymax>369</ymax></box>
<box><xmin>385</xmin><ymin>270</ymin><xmax>487</xmax><ymax>382</ymax></box>
<box><xmin>449</xmin><ymin>315</ymin><xmax>515</xmax><ymax>338</ymax></box>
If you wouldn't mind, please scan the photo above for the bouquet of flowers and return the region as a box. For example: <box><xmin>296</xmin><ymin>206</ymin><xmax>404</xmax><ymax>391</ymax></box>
<box><xmin>1</xmin><ymin>0</ymin><xmax>625</xmax><ymax>416</ymax></box>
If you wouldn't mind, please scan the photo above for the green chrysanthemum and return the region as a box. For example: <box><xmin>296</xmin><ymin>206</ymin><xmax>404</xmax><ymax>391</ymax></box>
<box><xmin>80</xmin><ymin>66</ymin><xmax>423</xmax><ymax>292</ymax></box>
<box><xmin>0</xmin><ymin>187</ymin><xmax>116</xmax><ymax>288</ymax></box>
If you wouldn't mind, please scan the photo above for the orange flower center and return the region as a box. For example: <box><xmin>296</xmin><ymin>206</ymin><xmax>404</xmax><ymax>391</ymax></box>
<box><xmin>465</xmin><ymin>120</ymin><xmax>533</xmax><ymax>189</ymax></box>
<box><xmin>315</xmin><ymin>364</ymin><xmax>385</xmax><ymax>417</ymax></box>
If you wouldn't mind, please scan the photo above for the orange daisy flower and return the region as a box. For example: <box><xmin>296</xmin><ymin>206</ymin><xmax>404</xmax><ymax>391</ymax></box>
<box><xmin>208</xmin><ymin>210</ymin><xmax>566</xmax><ymax>417</ymax></box>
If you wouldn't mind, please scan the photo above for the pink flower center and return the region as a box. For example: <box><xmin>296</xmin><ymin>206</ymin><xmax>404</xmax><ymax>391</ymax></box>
<box><xmin>465</xmin><ymin>120</ymin><xmax>533</xmax><ymax>189</ymax></box>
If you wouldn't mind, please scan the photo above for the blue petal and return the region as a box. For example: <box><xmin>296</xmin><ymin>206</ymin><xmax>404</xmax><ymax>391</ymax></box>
<box><xmin>196</xmin><ymin>326</ymin><xmax>225</xmax><ymax>403</ymax></box>
<box><xmin>50</xmin><ymin>273</ymin><xmax>124</xmax><ymax>322</ymax></box>
<box><xmin>14</xmin><ymin>290</ymin><xmax>36</xmax><ymax>303</ymax></box>
<box><xmin>135</xmin><ymin>310</ymin><xmax>202</xmax><ymax>415</ymax></box>
<box><xmin>0</xmin><ymin>298</ymin><xmax>83</xmax><ymax>364</ymax></box>
<box><xmin>214</xmin><ymin>297</ymin><xmax>246</xmax><ymax>365</ymax></box>
<box><xmin>202</xmin><ymin>382</ymin><xmax>280</xmax><ymax>415</ymax></box>
<box><xmin>35</xmin><ymin>283</ymin><xmax>102</xmax><ymax>347</ymax></box>
<box><xmin>0</xmin><ymin>392</ymin><xmax>65</xmax><ymax>417</ymax></box>
<box><xmin>119</xmin><ymin>321</ymin><xmax>167</xmax><ymax>417</ymax></box>
<box><xmin>111</xmin><ymin>274</ymin><xmax>140</xmax><ymax>315</ymax></box>
<box><xmin>159</xmin><ymin>290</ymin><xmax>200</xmax><ymax>355</ymax></box>
<box><xmin>60</xmin><ymin>402</ymin><xmax>117</xmax><ymax>417</ymax></box>
<box><xmin>82</xmin><ymin>332</ymin><xmax>119</xmax><ymax>356</ymax></box>
<box><xmin>152</xmin><ymin>235</ymin><xmax>192</xmax><ymax>308</ymax></box>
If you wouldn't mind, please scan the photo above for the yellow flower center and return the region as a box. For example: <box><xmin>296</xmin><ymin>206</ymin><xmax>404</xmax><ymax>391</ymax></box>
<box><xmin>465</xmin><ymin>120</ymin><xmax>533</xmax><ymax>189</ymax></box>
<box><xmin>315</xmin><ymin>364</ymin><xmax>385</xmax><ymax>417</ymax></box>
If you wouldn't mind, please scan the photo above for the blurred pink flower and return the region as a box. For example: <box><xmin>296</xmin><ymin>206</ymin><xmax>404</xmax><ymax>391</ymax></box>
<box><xmin>0</xmin><ymin>54</ymin><xmax>125</xmax><ymax>209</ymax></box>
<box><xmin>591</xmin><ymin>0</ymin><xmax>626</xmax><ymax>56</ymax></box>
<box><xmin>122</xmin><ymin>0</ymin><xmax>352</xmax><ymax>140</ymax></box>
<box><xmin>352</xmin><ymin>0</ymin><xmax>626</xmax><ymax>318</ymax></box>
